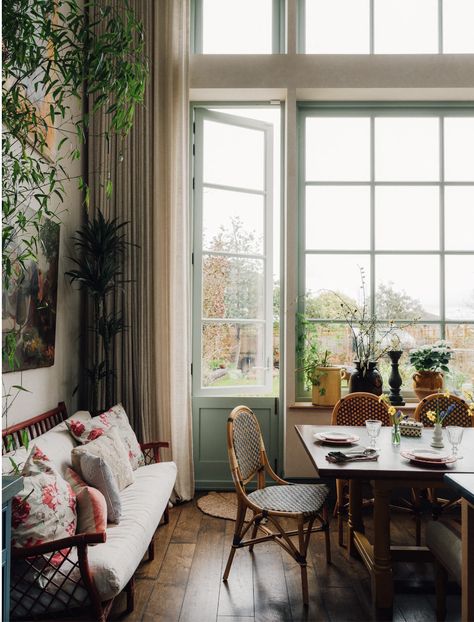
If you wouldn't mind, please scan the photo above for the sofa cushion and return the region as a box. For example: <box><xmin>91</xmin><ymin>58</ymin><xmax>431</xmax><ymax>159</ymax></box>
<box><xmin>78</xmin><ymin>453</ymin><xmax>122</xmax><ymax>524</ymax></box>
<box><xmin>64</xmin><ymin>467</ymin><xmax>107</xmax><ymax>534</ymax></box>
<box><xmin>87</xmin><ymin>461</ymin><xmax>177</xmax><ymax>600</ymax></box>
<box><xmin>2</xmin><ymin>411</ymin><xmax>91</xmax><ymax>478</ymax></box>
<box><xmin>71</xmin><ymin>428</ymin><xmax>134</xmax><ymax>491</ymax></box>
<box><xmin>67</xmin><ymin>405</ymin><xmax>144</xmax><ymax>470</ymax></box>
<box><xmin>100</xmin><ymin>404</ymin><xmax>145</xmax><ymax>470</ymax></box>
<box><xmin>11</xmin><ymin>447</ymin><xmax>77</xmax><ymax>550</ymax></box>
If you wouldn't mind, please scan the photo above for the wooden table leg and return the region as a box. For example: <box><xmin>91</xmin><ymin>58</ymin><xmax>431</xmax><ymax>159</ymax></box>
<box><xmin>462</xmin><ymin>499</ymin><xmax>474</xmax><ymax>622</ymax></box>
<box><xmin>348</xmin><ymin>479</ymin><xmax>364</xmax><ymax>558</ymax></box>
<box><xmin>372</xmin><ymin>480</ymin><xmax>393</xmax><ymax>620</ymax></box>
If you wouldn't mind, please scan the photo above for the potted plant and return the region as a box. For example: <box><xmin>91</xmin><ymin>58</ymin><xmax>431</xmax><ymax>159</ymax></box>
<box><xmin>297</xmin><ymin>316</ymin><xmax>343</xmax><ymax>406</ymax></box>
<box><xmin>409</xmin><ymin>342</ymin><xmax>452</xmax><ymax>401</ymax></box>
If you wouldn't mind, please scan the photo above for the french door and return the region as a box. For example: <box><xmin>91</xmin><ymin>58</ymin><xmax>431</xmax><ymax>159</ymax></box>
<box><xmin>192</xmin><ymin>107</ymin><xmax>278</xmax><ymax>489</ymax></box>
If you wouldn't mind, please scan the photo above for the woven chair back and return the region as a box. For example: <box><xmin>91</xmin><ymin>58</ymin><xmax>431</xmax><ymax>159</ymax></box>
<box><xmin>228</xmin><ymin>406</ymin><xmax>264</xmax><ymax>482</ymax></box>
<box><xmin>331</xmin><ymin>392</ymin><xmax>391</xmax><ymax>426</ymax></box>
<box><xmin>414</xmin><ymin>394</ymin><xmax>473</xmax><ymax>427</ymax></box>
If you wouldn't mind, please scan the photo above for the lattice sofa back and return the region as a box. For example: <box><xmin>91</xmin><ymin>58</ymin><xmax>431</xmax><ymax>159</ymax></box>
<box><xmin>2</xmin><ymin>402</ymin><xmax>68</xmax><ymax>453</ymax></box>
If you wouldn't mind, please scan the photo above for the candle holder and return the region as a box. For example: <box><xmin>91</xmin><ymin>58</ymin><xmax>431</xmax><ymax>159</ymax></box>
<box><xmin>388</xmin><ymin>350</ymin><xmax>405</xmax><ymax>406</ymax></box>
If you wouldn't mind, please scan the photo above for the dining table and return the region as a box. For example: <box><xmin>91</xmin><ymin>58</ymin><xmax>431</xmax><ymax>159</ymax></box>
<box><xmin>295</xmin><ymin>424</ymin><xmax>474</xmax><ymax>621</ymax></box>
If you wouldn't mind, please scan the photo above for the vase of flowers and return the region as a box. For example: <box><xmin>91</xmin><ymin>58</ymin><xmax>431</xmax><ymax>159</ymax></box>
<box><xmin>380</xmin><ymin>395</ymin><xmax>404</xmax><ymax>446</ymax></box>
<box><xmin>334</xmin><ymin>268</ymin><xmax>416</xmax><ymax>397</ymax></box>
<box><xmin>409</xmin><ymin>342</ymin><xmax>452</xmax><ymax>401</ymax></box>
<box><xmin>425</xmin><ymin>391</ymin><xmax>457</xmax><ymax>448</ymax></box>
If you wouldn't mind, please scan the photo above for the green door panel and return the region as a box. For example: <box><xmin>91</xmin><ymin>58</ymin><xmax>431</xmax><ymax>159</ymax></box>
<box><xmin>192</xmin><ymin>397</ymin><xmax>278</xmax><ymax>490</ymax></box>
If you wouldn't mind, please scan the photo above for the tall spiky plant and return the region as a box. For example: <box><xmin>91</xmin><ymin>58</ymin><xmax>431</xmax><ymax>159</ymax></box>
<box><xmin>66</xmin><ymin>211</ymin><xmax>129</xmax><ymax>414</ymax></box>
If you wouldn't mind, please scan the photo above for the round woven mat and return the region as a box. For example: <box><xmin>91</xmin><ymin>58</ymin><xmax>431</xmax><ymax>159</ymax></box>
<box><xmin>196</xmin><ymin>492</ymin><xmax>253</xmax><ymax>522</ymax></box>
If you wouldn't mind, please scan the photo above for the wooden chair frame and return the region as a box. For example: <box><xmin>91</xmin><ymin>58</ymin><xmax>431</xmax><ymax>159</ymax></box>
<box><xmin>2</xmin><ymin>402</ymin><xmax>170</xmax><ymax>621</ymax></box>
<box><xmin>223</xmin><ymin>406</ymin><xmax>331</xmax><ymax>606</ymax></box>
<box><xmin>331</xmin><ymin>392</ymin><xmax>391</xmax><ymax>546</ymax></box>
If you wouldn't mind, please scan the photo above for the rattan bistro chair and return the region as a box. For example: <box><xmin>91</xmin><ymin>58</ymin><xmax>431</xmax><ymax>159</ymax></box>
<box><xmin>223</xmin><ymin>405</ymin><xmax>331</xmax><ymax>606</ymax></box>
<box><xmin>331</xmin><ymin>392</ymin><xmax>391</xmax><ymax>546</ymax></box>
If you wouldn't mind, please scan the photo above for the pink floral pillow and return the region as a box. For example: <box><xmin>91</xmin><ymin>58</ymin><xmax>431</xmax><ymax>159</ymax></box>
<box><xmin>12</xmin><ymin>447</ymin><xmax>77</xmax><ymax>551</ymax></box>
<box><xmin>67</xmin><ymin>404</ymin><xmax>144</xmax><ymax>470</ymax></box>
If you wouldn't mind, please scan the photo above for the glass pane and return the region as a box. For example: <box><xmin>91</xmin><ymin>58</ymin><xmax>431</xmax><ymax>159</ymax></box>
<box><xmin>203</xmin><ymin>119</ymin><xmax>264</xmax><ymax>190</ymax></box>
<box><xmin>202</xmin><ymin>188</ymin><xmax>264</xmax><ymax>254</ymax></box>
<box><xmin>201</xmin><ymin>322</ymin><xmax>265</xmax><ymax>387</ymax></box>
<box><xmin>375</xmin><ymin>118</ymin><xmax>439</xmax><ymax>182</ymax></box>
<box><xmin>201</xmin><ymin>0</ymin><xmax>273</xmax><ymax>54</ymax></box>
<box><xmin>443</xmin><ymin>0</ymin><xmax>474</xmax><ymax>53</ymax></box>
<box><xmin>305</xmin><ymin>254</ymin><xmax>371</xmax><ymax>319</ymax></box>
<box><xmin>202</xmin><ymin>255</ymin><xmax>265</xmax><ymax>320</ymax></box>
<box><xmin>306</xmin><ymin>117</ymin><xmax>370</xmax><ymax>181</ymax></box>
<box><xmin>445</xmin><ymin>256</ymin><xmax>474</xmax><ymax>320</ymax></box>
<box><xmin>445</xmin><ymin>186</ymin><xmax>474</xmax><ymax>251</ymax></box>
<box><xmin>445</xmin><ymin>324</ymin><xmax>474</xmax><ymax>391</ymax></box>
<box><xmin>305</xmin><ymin>186</ymin><xmax>370</xmax><ymax>250</ymax></box>
<box><xmin>444</xmin><ymin>118</ymin><xmax>474</xmax><ymax>182</ymax></box>
<box><xmin>375</xmin><ymin>186</ymin><xmax>439</xmax><ymax>250</ymax></box>
<box><xmin>375</xmin><ymin>255</ymin><xmax>440</xmax><ymax>320</ymax></box>
<box><xmin>304</xmin><ymin>0</ymin><xmax>370</xmax><ymax>54</ymax></box>
<box><xmin>374</xmin><ymin>0</ymin><xmax>438</xmax><ymax>53</ymax></box>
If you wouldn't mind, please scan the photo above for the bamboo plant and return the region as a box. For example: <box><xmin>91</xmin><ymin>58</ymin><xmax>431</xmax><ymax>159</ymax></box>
<box><xmin>66</xmin><ymin>211</ymin><xmax>130</xmax><ymax>414</ymax></box>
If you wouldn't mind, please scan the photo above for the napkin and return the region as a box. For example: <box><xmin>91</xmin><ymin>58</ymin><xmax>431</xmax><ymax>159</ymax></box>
<box><xmin>326</xmin><ymin>450</ymin><xmax>379</xmax><ymax>463</ymax></box>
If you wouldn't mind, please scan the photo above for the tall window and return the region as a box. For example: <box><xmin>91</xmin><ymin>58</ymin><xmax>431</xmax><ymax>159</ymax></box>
<box><xmin>193</xmin><ymin>0</ymin><xmax>284</xmax><ymax>54</ymax></box>
<box><xmin>300</xmin><ymin>0</ymin><xmax>474</xmax><ymax>54</ymax></box>
<box><xmin>299</xmin><ymin>105</ymin><xmax>474</xmax><ymax>398</ymax></box>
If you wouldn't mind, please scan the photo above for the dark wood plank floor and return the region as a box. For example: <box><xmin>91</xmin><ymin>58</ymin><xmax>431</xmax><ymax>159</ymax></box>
<box><xmin>109</xmin><ymin>496</ymin><xmax>462</xmax><ymax>622</ymax></box>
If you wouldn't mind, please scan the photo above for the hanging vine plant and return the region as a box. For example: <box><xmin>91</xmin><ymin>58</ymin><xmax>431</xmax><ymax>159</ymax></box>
<box><xmin>2</xmin><ymin>0</ymin><xmax>148</xmax><ymax>289</ymax></box>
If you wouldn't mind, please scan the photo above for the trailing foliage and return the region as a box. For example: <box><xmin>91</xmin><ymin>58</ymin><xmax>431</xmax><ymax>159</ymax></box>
<box><xmin>65</xmin><ymin>210</ymin><xmax>129</xmax><ymax>414</ymax></box>
<box><xmin>2</xmin><ymin>0</ymin><xmax>148</xmax><ymax>290</ymax></box>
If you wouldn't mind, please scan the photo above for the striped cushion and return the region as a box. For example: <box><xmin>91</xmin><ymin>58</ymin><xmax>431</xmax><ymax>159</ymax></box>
<box><xmin>248</xmin><ymin>484</ymin><xmax>329</xmax><ymax>517</ymax></box>
<box><xmin>64</xmin><ymin>467</ymin><xmax>107</xmax><ymax>534</ymax></box>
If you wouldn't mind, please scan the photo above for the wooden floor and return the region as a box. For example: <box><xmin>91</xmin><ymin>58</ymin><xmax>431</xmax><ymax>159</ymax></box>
<box><xmin>108</xmin><ymin>496</ymin><xmax>462</xmax><ymax>622</ymax></box>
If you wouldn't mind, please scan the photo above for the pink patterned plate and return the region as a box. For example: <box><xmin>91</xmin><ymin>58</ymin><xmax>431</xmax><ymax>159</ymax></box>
<box><xmin>400</xmin><ymin>450</ymin><xmax>457</xmax><ymax>466</ymax></box>
<box><xmin>314</xmin><ymin>432</ymin><xmax>360</xmax><ymax>445</ymax></box>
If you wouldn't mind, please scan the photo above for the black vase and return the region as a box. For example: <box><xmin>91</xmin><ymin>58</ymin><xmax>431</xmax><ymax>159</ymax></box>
<box><xmin>348</xmin><ymin>361</ymin><xmax>383</xmax><ymax>396</ymax></box>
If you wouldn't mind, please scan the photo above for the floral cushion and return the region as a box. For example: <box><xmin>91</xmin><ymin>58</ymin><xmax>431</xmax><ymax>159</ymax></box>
<box><xmin>66</xmin><ymin>404</ymin><xmax>144</xmax><ymax>470</ymax></box>
<box><xmin>71</xmin><ymin>427</ymin><xmax>134</xmax><ymax>491</ymax></box>
<box><xmin>12</xmin><ymin>447</ymin><xmax>77</xmax><ymax>550</ymax></box>
<box><xmin>64</xmin><ymin>467</ymin><xmax>107</xmax><ymax>534</ymax></box>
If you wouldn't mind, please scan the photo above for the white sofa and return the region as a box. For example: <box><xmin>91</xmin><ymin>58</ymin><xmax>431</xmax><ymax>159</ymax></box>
<box><xmin>2</xmin><ymin>403</ymin><xmax>177</xmax><ymax>622</ymax></box>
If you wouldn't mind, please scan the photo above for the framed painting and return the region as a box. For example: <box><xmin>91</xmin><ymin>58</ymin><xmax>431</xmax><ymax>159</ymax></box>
<box><xmin>2</xmin><ymin>218</ymin><xmax>60</xmax><ymax>372</ymax></box>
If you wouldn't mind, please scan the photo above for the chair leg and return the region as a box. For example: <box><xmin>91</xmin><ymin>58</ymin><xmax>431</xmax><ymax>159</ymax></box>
<box><xmin>148</xmin><ymin>537</ymin><xmax>155</xmax><ymax>561</ymax></box>
<box><xmin>249</xmin><ymin>512</ymin><xmax>260</xmax><ymax>553</ymax></box>
<box><xmin>434</xmin><ymin>560</ymin><xmax>448</xmax><ymax>621</ymax></box>
<box><xmin>411</xmin><ymin>488</ymin><xmax>422</xmax><ymax>546</ymax></box>
<box><xmin>223</xmin><ymin>498</ymin><xmax>246</xmax><ymax>582</ymax></box>
<box><xmin>322</xmin><ymin>503</ymin><xmax>331</xmax><ymax>564</ymax></box>
<box><xmin>297</xmin><ymin>518</ymin><xmax>309</xmax><ymax>606</ymax></box>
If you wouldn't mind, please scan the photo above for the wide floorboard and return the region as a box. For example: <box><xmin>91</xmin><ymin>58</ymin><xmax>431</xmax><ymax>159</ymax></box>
<box><xmin>108</xmin><ymin>496</ymin><xmax>461</xmax><ymax>622</ymax></box>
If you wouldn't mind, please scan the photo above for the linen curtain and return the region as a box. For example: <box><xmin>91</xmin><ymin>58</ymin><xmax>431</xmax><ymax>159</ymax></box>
<box><xmin>86</xmin><ymin>0</ymin><xmax>194</xmax><ymax>500</ymax></box>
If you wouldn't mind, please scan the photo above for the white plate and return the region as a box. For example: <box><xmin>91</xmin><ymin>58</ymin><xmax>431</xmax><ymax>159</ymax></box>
<box><xmin>320</xmin><ymin>431</ymin><xmax>352</xmax><ymax>441</ymax></box>
<box><xmin>400</xmin><ymin>450</ymin><xmax>456</xmax><ymax>466</ymax></box>
<box><xmin>314</xmin><ymin>432</ymin><xmax>360</xmax><ymax>445</ymax></box>
<box><xmin>410</xmin><ymin>448</ymin><xmax>451</xmax><ymax>462</ymax></box>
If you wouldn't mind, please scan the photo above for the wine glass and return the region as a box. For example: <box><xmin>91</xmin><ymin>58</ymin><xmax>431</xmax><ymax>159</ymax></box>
<box><xmin>446</xmin><ymin>426</ymin><xmax>464</xmax><ymax>458</ymax></box>
<box><xmin>365</xmin><ymin>419</ymin><xmax>382</xmax><ymax>450</ymax></box>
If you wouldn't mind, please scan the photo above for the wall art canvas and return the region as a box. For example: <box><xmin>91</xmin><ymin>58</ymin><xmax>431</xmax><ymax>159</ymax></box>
<box><xmin>2</xmin><ymin>219</ymin><xmax>60</xmax><ymax>372</ymax></box>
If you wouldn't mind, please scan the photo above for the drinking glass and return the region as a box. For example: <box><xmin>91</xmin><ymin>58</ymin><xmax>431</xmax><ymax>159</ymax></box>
<box><xmin>446</xmin><ymin>426</ymin><xmax>464</xmax><ymax>458</ymax></box>
<box><xmin>365</xmin><ymin>419</ymin><xmax>382</xmax><ymax>450</ymax></box>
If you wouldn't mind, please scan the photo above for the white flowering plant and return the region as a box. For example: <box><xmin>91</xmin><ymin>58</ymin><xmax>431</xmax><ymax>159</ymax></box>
<box><xmin>409</xmin><ymin>342</ymin><xmax>452</xmax><ymax>373</ymax></box>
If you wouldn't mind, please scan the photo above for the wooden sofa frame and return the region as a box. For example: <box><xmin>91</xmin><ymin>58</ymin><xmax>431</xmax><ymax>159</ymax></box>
<box><xmin>2</xmin><ymin>402</ymin><xmax>170</xmax><ymax>622</ymax></box>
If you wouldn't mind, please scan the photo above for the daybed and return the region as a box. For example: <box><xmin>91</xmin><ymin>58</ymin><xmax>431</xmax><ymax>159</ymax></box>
<box><xmin>2</xmin><ymin>402</ymin><xmax>177</xmax><ymax>622</ymax></box>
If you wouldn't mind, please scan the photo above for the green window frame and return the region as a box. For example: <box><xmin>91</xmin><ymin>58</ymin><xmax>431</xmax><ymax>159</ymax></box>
<box><xmin>297</xmin><ymin>102</ymin><xmax>474</xmax><ymax>401</ymax></box>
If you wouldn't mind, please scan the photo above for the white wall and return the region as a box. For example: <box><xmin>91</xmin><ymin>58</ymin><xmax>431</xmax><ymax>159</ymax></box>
<box><xmin>3</xmin><ymin>97</ymin><xmax>84</xmax><ymax>427</ymax></box>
